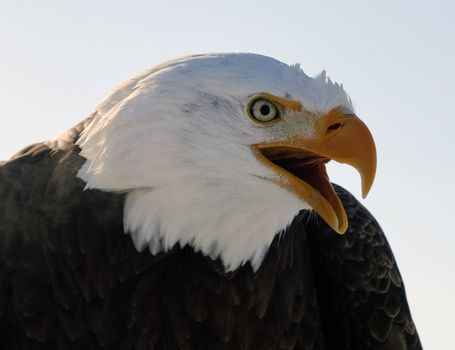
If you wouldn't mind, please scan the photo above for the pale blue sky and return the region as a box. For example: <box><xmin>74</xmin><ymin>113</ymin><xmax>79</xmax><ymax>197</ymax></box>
<box><xmin>1</xmin><ymin>1</ymin><xmax>454</xmax><ymax>348</ymax></box>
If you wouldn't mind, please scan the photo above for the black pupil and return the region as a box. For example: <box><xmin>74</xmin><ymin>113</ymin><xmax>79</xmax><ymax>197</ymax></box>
<box><xmin>260</xmin><ymin>104</ymin><xmax>271</xmax><ymax>115</ymax></box>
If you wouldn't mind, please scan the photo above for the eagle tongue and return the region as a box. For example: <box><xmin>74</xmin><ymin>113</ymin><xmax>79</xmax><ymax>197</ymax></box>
<box><xmin>286</xmin><ymin>161</ymin><xmax>339</xmax><ymax>212</ymax></box>
<box><xmin>305</xmin><ymin>163</ymin><xmax>340</xmax><ymax>212</ymax></box>
<box><xmin>304</xmin><ymin>163</ymin><xmax>348</xmax><ymax>232</ymax></box>
<box><xmin>256</xmin><ymin>145</ymin><xmax>348</xmax><ymax>233</ymax></box>
<box><xmin>266</xmin><ymin>149</ymin><xmax>347</xmax><ymax>232</ymax></box>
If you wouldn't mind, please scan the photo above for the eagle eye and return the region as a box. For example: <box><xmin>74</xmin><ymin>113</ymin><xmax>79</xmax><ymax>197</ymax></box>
<box><xmin>248</xmin><ymin>98</ymin><xmax>279</xmax><ymax>123</ymax></box>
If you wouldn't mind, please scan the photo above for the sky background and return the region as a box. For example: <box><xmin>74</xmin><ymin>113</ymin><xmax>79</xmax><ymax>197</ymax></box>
<box><xmin>1</xmin><ymin>0</ymin><xmax>454</xmax><ymax>348</ymax></box>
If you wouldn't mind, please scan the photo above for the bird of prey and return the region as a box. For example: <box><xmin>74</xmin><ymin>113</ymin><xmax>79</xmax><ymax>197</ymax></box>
<box><xmin>0</xmin><ymin>53</ymin><xmax>422</xmax><ymax>350</ymax></box>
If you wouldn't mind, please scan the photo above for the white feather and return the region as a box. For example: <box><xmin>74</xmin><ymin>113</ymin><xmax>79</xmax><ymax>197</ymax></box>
<box><xmin>70</xmin><ymin>53</ymin><xmax>353</xmax><ymax>271</ymax></box>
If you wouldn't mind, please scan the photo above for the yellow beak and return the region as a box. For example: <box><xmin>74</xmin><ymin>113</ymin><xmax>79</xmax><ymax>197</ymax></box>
<box><xmin>252</xmin><ymin>108</ymin><xmax>376</xmax><ymax>234</ymax></box>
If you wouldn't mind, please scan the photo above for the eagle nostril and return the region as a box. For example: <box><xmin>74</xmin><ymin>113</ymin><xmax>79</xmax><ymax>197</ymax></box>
<box><xmin>327</xmin><ymin>122</ymin><xmax>342</xmax><ymax>132</ymax></box>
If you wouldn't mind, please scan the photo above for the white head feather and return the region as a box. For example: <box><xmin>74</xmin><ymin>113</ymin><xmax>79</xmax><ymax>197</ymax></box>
<box><xmin>74</xmin><ymin>53</ymin><xmax>353</xmax><ymax>271</ymax></box>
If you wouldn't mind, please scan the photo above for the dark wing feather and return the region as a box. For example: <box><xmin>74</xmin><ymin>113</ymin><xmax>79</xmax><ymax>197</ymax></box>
<box><xmin>0</xmin><ymin>141</ymin><xmax>143</xmax><ymax>349</ymax></box>
<box><xmin>0</xmin><ymin>136</ymin><xmax>422</xmax><ymax>350</ymax></box>
<box><xmin>0</xmin><ymin>137</ymin><xmax>328</xmax><ymax>350</ymax></box>
<box><xmin>304</xmin><ymin>184</ymin><xmax>422</xmax><ymax>350</ymax></box>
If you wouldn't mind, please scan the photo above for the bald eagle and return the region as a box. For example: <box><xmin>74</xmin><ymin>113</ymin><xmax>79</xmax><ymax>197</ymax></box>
<box><xmin>0</xmin><ymin>53</ymin><xmax>421</xmax><ymax>350</ymax></box>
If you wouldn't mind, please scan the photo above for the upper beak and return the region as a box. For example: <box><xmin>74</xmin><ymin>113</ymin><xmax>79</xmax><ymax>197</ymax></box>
<box><xmin>252</xmin><ymin>108</ymin><xmax>376</xmax><ymax>234</ymax></box>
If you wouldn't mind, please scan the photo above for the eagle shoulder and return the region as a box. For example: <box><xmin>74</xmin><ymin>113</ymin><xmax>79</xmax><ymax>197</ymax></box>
<box><xmin>304</xmin><ymin>184</ymin><xmax>422</xmax><ymax>350</ymax></box>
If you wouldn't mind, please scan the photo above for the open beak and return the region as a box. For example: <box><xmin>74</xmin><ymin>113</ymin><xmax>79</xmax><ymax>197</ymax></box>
<box><xmin>252</xmin><ymin>108</ymin><xmax>376</xmax><ymax>234</ymax></box>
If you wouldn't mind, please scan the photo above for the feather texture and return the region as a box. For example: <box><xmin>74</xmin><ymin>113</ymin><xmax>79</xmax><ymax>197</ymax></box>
<box><xmin>72</xmin><ymin>53</ymin><xmax>352</xmax><ymax>271</ymax></box>
<box><xmin>0</xmin><ymin>144</ymin><xmax>324</xmax><ymax>349</ymax></box>
<box><xmin>0</xmin><ymin>143</ymin><xmax>421</xmax><ymax>349</ymax></box>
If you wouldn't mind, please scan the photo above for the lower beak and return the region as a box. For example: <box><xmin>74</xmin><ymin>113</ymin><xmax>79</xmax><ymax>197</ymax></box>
<box><xmin>252</xmin><ymin>109</ymin><xmax>376</xmax><ymax>234</ymax></box>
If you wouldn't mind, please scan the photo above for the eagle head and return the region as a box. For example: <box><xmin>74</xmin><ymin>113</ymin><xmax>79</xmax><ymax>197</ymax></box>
<box><xmin>76</xmin><ymin>53</ymin><xmax>376</xmax><ymax>271</ymax></box>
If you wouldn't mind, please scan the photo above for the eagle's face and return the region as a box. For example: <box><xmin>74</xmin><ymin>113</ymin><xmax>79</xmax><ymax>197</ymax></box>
<box><xmin>77</xmin><ymin>53</ymin><xmax>376</xmax><ymax>271</ymax></box>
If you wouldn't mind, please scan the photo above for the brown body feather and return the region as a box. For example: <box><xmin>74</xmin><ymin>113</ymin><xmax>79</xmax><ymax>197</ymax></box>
<box><xmin>0</xmin><ymin>143</ymin><xmax>421</xmax><ymax>349</ymax></box>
